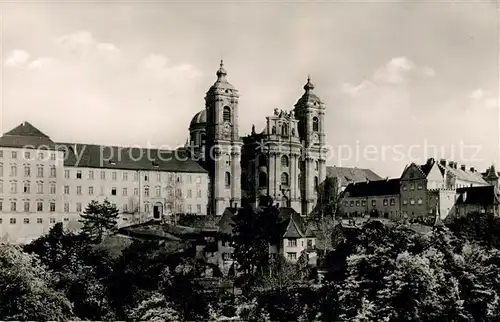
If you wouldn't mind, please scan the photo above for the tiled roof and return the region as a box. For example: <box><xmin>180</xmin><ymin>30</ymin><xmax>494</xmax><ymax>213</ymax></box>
<box><xmin>456</xmin><ymin>185</ymin><xmax>500</xmax><ymax>205</ymax></box>
<box><xmin>0</xmin><ymin>122</ymin><xmax>57</xmax><ymax>149</ymax></box>
<box><xmin>326</xmin><ymin>166</ymin><xmax>382</xmax><ymax>187</ymax></box>
<box><xmin>343</xmin><ymin>178</ymin><xmax>400</xmax><ymax>198</ymax></box>
<box><xmin>437</xmin><ymin>163</ymin><xmax>487</xmax><ymax>185</ymax></box>
<box><xmin>57</xmin><ymin>142</ymin><xmax>207</xmax><ymax>173</ymax></box>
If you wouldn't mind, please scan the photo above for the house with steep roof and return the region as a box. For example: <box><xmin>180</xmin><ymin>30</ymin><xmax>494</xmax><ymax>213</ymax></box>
<box><xmin>271</xmin><ymin>207</ymin><xmax>317</xmax><ymax>264</ymax></box>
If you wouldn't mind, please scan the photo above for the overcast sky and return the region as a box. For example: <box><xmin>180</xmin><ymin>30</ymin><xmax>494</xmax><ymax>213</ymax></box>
<box><xmin>1</xmin><ymin>1</ymin><xmax>499</xmax><ymax>178</ymax></box>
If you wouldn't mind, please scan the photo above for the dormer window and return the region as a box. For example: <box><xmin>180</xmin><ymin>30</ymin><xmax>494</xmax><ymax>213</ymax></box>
<box><xmin>152</xmin><ymin>161</ymin><xmax>159</xmax><ymax>167</ymax></box>
<box><xmin>109</xmin><ymin>160</ymin><xmax>116</xmax><ymax>165</ymax></box>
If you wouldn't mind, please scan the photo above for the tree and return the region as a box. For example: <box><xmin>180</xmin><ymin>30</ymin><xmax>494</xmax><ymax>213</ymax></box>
<box><xmin>232</xmin><ymin>201</ymin><xmax>280</xmax><ymax>284</ymax></box>
<box><xmin>314</xmin><ymin>176</ymin><xmax>342</xmax><ymax>256</ymax></box>
<box><xmin>79</xmin><ymin>199</ymin><xmax>119</xmax><ymax>243</ymax></box>
<box><xmin>25</xmin><ymin>222</ymin><xmax>116</xmax><ymax>320</ymax></box>
<box><xmin>0</xmin><ymin>244</ymin><xmax>74</xmax><ymax>321</ymax></box>
<box><xmin>128</xmin><ymin>292</ymin><xmax>182</xmax><ymax>322</ymax></box>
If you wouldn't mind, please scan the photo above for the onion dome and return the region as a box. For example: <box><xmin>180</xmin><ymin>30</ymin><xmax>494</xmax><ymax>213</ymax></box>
<box><xmin>207</xmin><ymin>60</ymin><xmax>237</xmax><ymax>93</ymax></box>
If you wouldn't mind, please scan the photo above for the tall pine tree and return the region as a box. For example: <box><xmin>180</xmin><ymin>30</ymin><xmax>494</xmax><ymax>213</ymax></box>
<box><xmin>79</xmin><ymin>200</ymin><xmax>119</xmax><ymax>243</ymax></box>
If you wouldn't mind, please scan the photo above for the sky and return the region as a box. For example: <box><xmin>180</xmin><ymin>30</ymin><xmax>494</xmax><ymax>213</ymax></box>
<box><xmin>1</xmin><ymin>1</ymin><xmax>499</xmax><ymax>178</ymax></box>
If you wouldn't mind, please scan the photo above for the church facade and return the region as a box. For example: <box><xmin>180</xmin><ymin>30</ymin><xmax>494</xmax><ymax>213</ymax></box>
<box><xmin>186</xmin><ymin>62</ymin><xmax>328</xmax><ymax>216</ymax></box>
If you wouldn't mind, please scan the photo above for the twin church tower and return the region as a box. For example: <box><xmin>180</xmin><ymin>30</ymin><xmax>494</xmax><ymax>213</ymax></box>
<box><xmin>186</xmin><ymin>61</ymin><xmax>327</xmax><ymax>216</ymax></box>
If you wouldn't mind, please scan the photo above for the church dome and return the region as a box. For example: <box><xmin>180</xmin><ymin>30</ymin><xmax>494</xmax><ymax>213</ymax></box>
<box><xmin>189</xmin><ymin>110</ymin><xmax>206</xmax><ymax>129</ymax></box>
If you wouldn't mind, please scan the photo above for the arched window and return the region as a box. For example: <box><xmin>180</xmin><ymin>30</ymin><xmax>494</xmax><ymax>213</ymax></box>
<box><xmin>271</xmin><ymin>126</ymin><xmax>276</xmax><ymax>134</ymax></box>
<box><xmin>312</xmin><ymin>117</ymin><xmax>319</xmax><ymax>132</ymax></box>
<box><xmin>223</xmin><ymin>106</ymin><xmax>231</xmax><ymax>123</ymax></box>
<box><xmin>200</xmin><ymin>133</ymin><xmax>206</xmax><ymax>143</ymax></box>
<box><xmin>258</xmin><ymin>154</ymin><xmax>267</xmax><ymax>167</ymax></box>
<box><xmin>315</xmin><ymin>160</ymin><xmax>319</xmax><ymax>170</ymax></box>
<box><xmin>259</xmin><ymin>172</ymin><xmax>267</xmax><ymax>187</ymax></box>
<box><xmin>314</xmin><ymin>176</ymin><xmax>319</xmax><ymax>188</ymax></box>
<box><xmin>281</xmin><ymin>172</ymin><xmax>289</xmax><ymax>186</ymax></box>
<box><xmin>225</xmin><ymin>172</ymin><xmax>231</xmax><ymax>188</ymax></box>
<box><xmin>282</xmin><ymin>124</ymin><xmax>288</xmax><ymax>136</ymax></box>
<box><xmin>281</xmin><ymin>155</ymin><xmax>289</xmax><ymax>167</ymax></box>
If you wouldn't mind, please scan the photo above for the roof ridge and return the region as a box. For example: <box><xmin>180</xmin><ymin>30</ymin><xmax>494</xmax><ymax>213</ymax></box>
<box><xmin>4</xmin><ymin>121</ymin><xmax>50</xmax><ymax>138</ymax></box>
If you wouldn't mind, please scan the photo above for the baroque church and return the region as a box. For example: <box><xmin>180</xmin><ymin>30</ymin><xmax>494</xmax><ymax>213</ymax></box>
<box><xmin>186</xmin><ymin>61</ymin><xmax>328</xmax><ymax>217</ymax></box>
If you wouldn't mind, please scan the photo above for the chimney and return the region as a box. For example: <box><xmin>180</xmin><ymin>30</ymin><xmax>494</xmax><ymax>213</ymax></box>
<box><xmin>454</xmin><ymin>162</ymin><xmax>458</xmax><ymax>169</ymax></box>
<box><xmin>460</xmin><ymin>164</ymin><xmax>466</xmax><ymax>171</ymax></box>
<box><xmin>439</xmin><ymin>159</ymin><xmax>446</xmax><ymax>167</ymax></box>
<box><xmin>470</xmin><ymin>167</ymin><xmax>475</xmax><ymax>173</ymax></box>
<box><xmin>448</xmin><ymin>161</ymin><xmax>454</xmax><ymax>168</ymax></box>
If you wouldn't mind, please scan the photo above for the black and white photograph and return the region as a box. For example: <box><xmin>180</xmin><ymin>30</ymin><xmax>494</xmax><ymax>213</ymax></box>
<box><xmin>0</xmin><ymin>1</ymin><xmax>499</xmax><ymax>321</ymax></box>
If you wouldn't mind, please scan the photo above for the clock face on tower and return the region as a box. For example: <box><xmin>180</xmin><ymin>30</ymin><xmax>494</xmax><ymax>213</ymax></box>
<box><xmin>313</xmin><ymin>133</ymin><xmax>319</xmax><ymax>143</ymax></box>
<box><xmin>223</xmin><ymin>122</ymin><xmax>231</xmax><ymax>136</ymax></box>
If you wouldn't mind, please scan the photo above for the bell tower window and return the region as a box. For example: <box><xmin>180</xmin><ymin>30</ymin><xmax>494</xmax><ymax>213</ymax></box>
<box><xmin>312</xmin><ymin>117</ymin><xmax>319</xmax><ymax>132</ymax></box>
<box><xmin>281</xmin><ymin>172</ymin><xmax>289</xmax><ymax>186</ymax></box>
<box><xmin>223</xmin><ymin>106</ymin><xmax>231</xmax><ymax>123</ymax></box>
<box><xmin>225</xmin><ymin>172</ymin><xmax>231</xmax><ymax>188</ymax></box>
<box><xmin>281</xmin><ymin>155</ymin><xmax>289</xmax><ymax>167</ymax></box>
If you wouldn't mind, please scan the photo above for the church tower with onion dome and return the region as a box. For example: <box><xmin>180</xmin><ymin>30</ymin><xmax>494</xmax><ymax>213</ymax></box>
<box><xmin>203</xmin><ymin>61</ymin><xmax>242</xmax><ymax>216</ymax></box>
<box><xmin>294</xmin><ymin>77</ymin><xmax>327</xmax><ymax>215</ymax></box>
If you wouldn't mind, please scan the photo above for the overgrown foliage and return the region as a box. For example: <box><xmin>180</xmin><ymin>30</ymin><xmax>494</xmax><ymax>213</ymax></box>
<box><xmin>2</xmin><ymin>204</ymin><xmax>500</xmax><ymax>321</ymax></box>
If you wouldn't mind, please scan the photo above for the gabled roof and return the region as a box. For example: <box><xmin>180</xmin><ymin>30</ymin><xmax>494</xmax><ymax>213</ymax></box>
<box><xmin>326</xmin><ymin>166</ymin><xmax>382</xmax><ymax>187</ymax></box>
<box><xmin>343</xmin><ymin>178</ymin><xmax>400</xmax><ymax>198</ymax></box>
<box><xmin>57</xmin><ymin>142</ymin><xmax>207</xmax><ymax>173</ymax></box>
<box><xmin>456</xmin><ymin>185</ymin><xmax>500</xmax><ymax>205</ymax></box>
<box><xmin>278</xmin><ymin>207</ymin><xmax>314</xmax><ymax>238</ymax></box>
<box><xmin>0</xmin><ymin>121</ymin><xmax>57</xmax><ymax>149</ymax></box>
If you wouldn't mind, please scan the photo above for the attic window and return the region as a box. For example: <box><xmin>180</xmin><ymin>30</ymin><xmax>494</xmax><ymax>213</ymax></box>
<box><xmin>109</xmin><ymin>160</ymin><xmax>116</xmax><ymax>165</ymax></box>
<box><xmin>152</xmin><ymin>161</ymin><xmax>159</xmax><ymax>167</ymax></box>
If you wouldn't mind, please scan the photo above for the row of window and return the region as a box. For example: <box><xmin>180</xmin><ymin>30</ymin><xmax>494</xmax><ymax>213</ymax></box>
<box><xmin>254</xmin><ymin>171</ymin><xmax>319</xmax><ymax>188</ymax></box>
<box><xmin>1</xmin><ymin>217</ymin><xmax>66</xmax><ymax>225</ymax></box>
<box><xmin>344</xmin><ymin>198</ymin><xmax>425</xmax><ymax>207</ymax></box>
<box><xmin>403</xmin><ymin>198</ymin><xmax>424</xmax><ymax>206</ymax></box>
<box><xmin>0</xmin><ymin>181</ymin><xmax>57</xmax><ymax>194</ymax></box>
<box><xmin>0</xmin><ymin>150</ymin><xmax>57</xmax><ymax>161</ymax></box>
<box><xmin>0</xmin><ymin>164</ymin><xmax>57</xmax><ymax>178</ymax></box>
<box><xmin>66</xmin><ymin>169</ymin><xmax>202</xmax><ymax>184</ymax></box>
<box><xmin>345</xmin><ymin>198</ymin><xmax>396</xmax><ymax>207</ymax></box>
<box><xmin>0</xmin><ymin>200</ymin><xmax>204</xmax><ymax>215</ymax></box>
<box><xmin>0</xmin><ymin>200</ymin><xmax>56</xmax><ymax>212</ymax></box>
<box><xmin>286</xmin><ymin>238</ymin><xmax>313</xmax><ymax>248</ymax></box>
<box><xmin>259</xmin><ymin>155</ymin><xmax>320</xmax><ymax>171</ymax></box>
<box><xmin>402</xmin><ymin>183</ymin><xmax>424</xmax><ymax>191</ymax></box>
<box><xmin>62</xmin><ymin>185</ymin><xmax>204</xmax><ymax>199</ymax></box>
